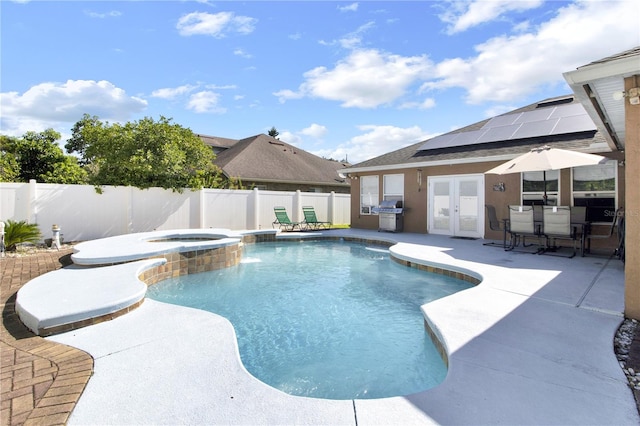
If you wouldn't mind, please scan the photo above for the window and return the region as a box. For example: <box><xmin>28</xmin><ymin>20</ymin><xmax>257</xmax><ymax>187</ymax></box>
<box><xmin>383</xmin><ymin>174</ymin><xmax>404</xmax><ymax>204</ymax></box>
<box><xmin>360</xmin><ymin>175</ymin><xmax>379</xmax><ymax>215</ymax></box>
<box><xmin>522</xmin><ymin>170</ymin><xmax>559</xmax><ymax>205</ymax></box>
<box><xmin>572</xmin><ymin>161</ymin><xmax>617</xmax><ymax>223</ymax></box>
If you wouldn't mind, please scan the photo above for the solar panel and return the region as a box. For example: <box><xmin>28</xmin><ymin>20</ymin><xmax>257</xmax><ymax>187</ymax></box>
<box><xmin>511</xmin><ymin>119</ymin><xmax>558</xmax><ymax>139</ymax></box>
<box><xmin>476</xmin><ymin>123</ymin><xmax>520</xmax><ymax>143</ymax></box>
<box><xmin>482</xmin><ymin>113</ymin><xmax>521</xmax><ymax>129</ymax></box>
<box><xmin>417</xmin><ymin>133</ymin><xmax>460</xmax><ymax>150</ymax></box>
<box><xmin>418</xmin><ymin>102</ymin><xmax>596</xmax><ymax>152</ymax></box>
<box><xmin>548</xmin><ymin>102</ymin><xmax>588</xmax><ymax>119</ymax></box>
<box><xmin>550</xmin><ymin>113</ymin><xmax>597</xmax><ymax>135</ymax></box>
<box><xmin>446</xmin><ymin>129</ymin><xmax>486</xmax><ymax>146</ymax></box>
<box><xmin>513</xmin><ymin>108</ymin><xmax>553</xmax><ymax>124</ymax></box>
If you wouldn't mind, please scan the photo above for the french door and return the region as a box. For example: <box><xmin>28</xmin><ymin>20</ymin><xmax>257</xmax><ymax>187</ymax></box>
<box><xmin>428</xmin><ymin>174</ymin><xmax>484</xmax><ymax>238</ymax></box>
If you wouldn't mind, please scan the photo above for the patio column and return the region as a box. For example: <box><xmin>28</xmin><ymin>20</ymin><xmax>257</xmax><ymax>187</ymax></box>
<box><xmin>624</xmin><ymin>74</ymin><xmax>640</xmax><ymax>319</ymax></box>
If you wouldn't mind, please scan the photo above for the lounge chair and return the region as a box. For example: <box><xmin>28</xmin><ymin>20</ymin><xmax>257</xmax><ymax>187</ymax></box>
<box><xmin>301</xmin><ymin>206</ymin><xmax>331</xmax><ymax>230</ymax></box>
<box><xmin>272</xmin><ymin>206</ymin><xmax>304</xmax><ymax>231</ymax></box>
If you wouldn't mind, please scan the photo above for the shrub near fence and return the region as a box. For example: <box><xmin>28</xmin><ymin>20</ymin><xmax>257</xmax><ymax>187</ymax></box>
<box><xmin>0</xmin><ymin>180</ymin><xmax>351</xmax><ymax>243</ymax></box>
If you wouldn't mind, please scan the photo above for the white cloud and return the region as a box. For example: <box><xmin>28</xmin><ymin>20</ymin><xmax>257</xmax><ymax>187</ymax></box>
<box><xmin>319</xmin><ymin>21</ymin><xmax>375</xmax><ymax>49</ymax></box>
<box><xmin>233</xmin><ymin>48</ymin><xmax>253</xmax><ymax>58</ymax></box>
<box><xmin>300</xmin><ymin>123</ymin><xmax>327</xmax><ymax>138</ymax></box>
<box><xmin>84</xmin><ymin>10</ymin><xmax>122</xmax><ymax>19</ymax></box>
<box><xmin>205</xmin><ymin>84</ymin><xmax>237</xmax><ymax>90</ymax></box>
<box><xmin>176</xmin><ymin>11</ymin><xmax>257</xmax><ymax>38</ymax></box>
<box><xmin>187</xmin><ymin>91</ymin><xmax>226</xmax><ymax>114</ymax></box>
<box><xmin>439</xmin><ymin>0</ymin><xmax>543</xmax><ymax>34</ymax></box>
<box><xmin>151</xmin><ymin>85</ymin><xmax>196</xmax><ymax>99</ymax></box>
<box><xmin>426</xmin><ymin>0</ymin><xmax>640</xmax><ymax>104</ymax></box>
<box><xmin>278</xmin><ymin>48</ymin><xmax>432</xmax><ymax>108</ymax></box>
<box><xmin>273</xmin><ymin>88</ymin><xmax>304</xmax><ymax>103</ymax></box>
<box><xmin>278</xmin><ymin>131</ymin><xmax>301</xmax><ymax>146</ymax></box>
<box><xmin>338</xmin><ymin>3</ymin><xmax>358</xmax><ymax>13</ymax></box>
<box><xmin>399</xmin><ymin>97</ymin><xmax>436</xmax><ymax>110</ymax></box>
<box><xmin>276</xmin><ymin>124</ymin><xmax>326</xmax><ymax>148</ymax></box>
<box><xmin>313</xmin><ymin>125</ymin><xmax>433</xmax><ymax>164</ymax></box>
<box><xmin>0</xmin><ymin>80</ymin><xmax>147</xmax><ymax>136</ymax></box>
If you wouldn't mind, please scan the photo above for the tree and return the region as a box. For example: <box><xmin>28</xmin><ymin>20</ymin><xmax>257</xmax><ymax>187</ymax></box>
<box><xmin>1</xmin><ymin>130</ymin><xmax>87</xmax><ymax>184</ymax></box>
<box><xmin>67</xmin><ymin>115</ymin><xmax>222</xmax><ymax>192</ymax></box>
<box><xmin>65</xmin><ymin>113</ymin><xmax>102</xmax><ymax>166</ymax></box>
<box><xmin>0</xmin><ymin>136</ymin><xmax>20</xmax><ymax>182</ymax></box>
<box><xmin>268</xmin><ymin>127</ymin><xmax>279</xmax><ymax>139</ymax></box>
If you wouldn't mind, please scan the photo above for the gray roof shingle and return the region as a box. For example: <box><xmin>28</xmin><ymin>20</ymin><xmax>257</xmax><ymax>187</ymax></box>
<box><xmin>214</xmin><ymin>134</ymin><xmax>350</xmax><ymax>186</ymax></box>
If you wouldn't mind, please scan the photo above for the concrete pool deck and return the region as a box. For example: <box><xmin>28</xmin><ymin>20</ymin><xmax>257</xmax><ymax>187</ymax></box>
<box><xmin>4</xmin><ymin>229</ymin><xmax>639</xmax><ymax>424</ymax></box>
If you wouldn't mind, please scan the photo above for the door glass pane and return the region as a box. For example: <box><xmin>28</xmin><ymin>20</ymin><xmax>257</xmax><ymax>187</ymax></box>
<box><xmin>458</xmin><ymin>180</ymin><xmax>478</xmax><ymax>232</ymax></box>
<box><xmin>433</xmin><ymin>181</ymin><xmax>450</xmax><ymax>230</ymax></box>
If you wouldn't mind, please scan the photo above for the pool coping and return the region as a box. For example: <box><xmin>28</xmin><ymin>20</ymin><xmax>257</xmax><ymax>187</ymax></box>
<box><xmin>21</xmin><ymin>228</ymin><xmax>639</xmax><ymax>425</ymax></box>
<box><xmin>16</xmin><ymin>229</ymin><xmax>478</xmax><ymax>342</ymax></box>
<box><xmin>17</xmin><ymin>229</ymin><xmax>279</xmax><ymax>336</ymax></box>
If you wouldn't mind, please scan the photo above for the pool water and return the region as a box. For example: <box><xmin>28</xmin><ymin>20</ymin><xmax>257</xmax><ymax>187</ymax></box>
<box><xmin>146</xmin><ymin>240</ymin><xmax>473</xmax><ymax>399</ymax></box>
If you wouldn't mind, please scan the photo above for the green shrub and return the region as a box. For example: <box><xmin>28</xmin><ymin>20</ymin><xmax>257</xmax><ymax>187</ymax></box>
<box><xmin>3</xmin><ymin>220</ymin><xmax>41</xmax><ymax>251</ymax></box>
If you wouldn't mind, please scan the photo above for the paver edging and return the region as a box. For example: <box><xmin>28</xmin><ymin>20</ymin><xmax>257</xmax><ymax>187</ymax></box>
<box><xmin>1</xmin><ymin>249</ymin><xmax>94</xmax><ymax>426</ymax></box>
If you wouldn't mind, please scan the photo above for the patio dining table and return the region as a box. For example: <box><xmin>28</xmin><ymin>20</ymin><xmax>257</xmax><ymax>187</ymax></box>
<box><xmin>500</xmin><ymin>206</ymin><xmax>591</xmax><ymax>257</ymax></box>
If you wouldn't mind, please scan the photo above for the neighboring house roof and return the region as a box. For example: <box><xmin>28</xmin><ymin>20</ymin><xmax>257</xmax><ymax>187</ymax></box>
<box><xmin>197</xmin><ymin>134</ymin><xmax>239</xmax><ymax>153</ymax></box>
<box><xmin>213</xmin><ymin>134</ymin><xmax>350</xmax><ymax>187</ymax></box>
<box><xmin>345</xmin><ymin>95</ymin><xmax>611</xmax><ymax>173</ymax></box>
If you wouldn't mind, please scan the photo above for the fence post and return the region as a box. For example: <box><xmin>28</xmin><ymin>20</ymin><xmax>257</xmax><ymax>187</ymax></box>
<box><xmin>252</xmin><ymin>188</ymin><xmax>258</xmax><ymax>230</ymax></box>
<box><xmin>294</xmin><ymin>190</ymin><xmax>302</xmax><ymax>223</ymax></box>
<box><xmin>127</xmin><ymin>187</ymin><xmax>134</xmax><ymax>234</ymax></box>
<box><xmin>199</xmin><ymin>188</ymin><xmax>206</xmax><ymax>228</ymax></box>
<box><xmin>329</xmin><ymin>191</ymin><xmax>336</xmax><ymax>225</ymax></box>
<box><xmin>28</xmin><ymin>179</ymin><xmax>37</xmax><ymax>224</ymax></box>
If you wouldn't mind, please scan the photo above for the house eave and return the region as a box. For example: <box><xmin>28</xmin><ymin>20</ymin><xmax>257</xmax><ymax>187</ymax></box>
<box><xmin>342</xmin><ymin>142</ymin><xmax>611</xmax><ymax>175</ymax></box>
<box><xmin>563</xmin><ymin>52</ymin><xmax>639</xmax><ymax>152</ymax></box>
<box><xmin>563</xmin><ymin>54</ymin><xmax>640</xmax><ymax>84</ymax></box>
<box><xmin>244</xmin><ymin>177</ymin><xmax>349</xmax><ymax>187</ymax></box>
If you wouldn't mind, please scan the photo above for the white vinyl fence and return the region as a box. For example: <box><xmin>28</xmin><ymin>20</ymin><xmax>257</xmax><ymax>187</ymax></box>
<box><xmin>0</xmin><ymin>181</ymin><xmax>350</xmax><ymax>243</ymax></box>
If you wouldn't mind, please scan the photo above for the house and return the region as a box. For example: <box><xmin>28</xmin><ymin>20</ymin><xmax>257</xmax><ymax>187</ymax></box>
<box><xmin>196</xmin><ymin>134</ymin><xmax>239</xmax><ymax>155</ymax></box>
<box><xmin>563</xmin><ymin>46</ymin><xmax>639</xmax><ymax>320</ymax></box>
<box><xmin>343</xmin><ymin>95</ymin><xmax>624</xmax><ymax>240</ymax></box>
<box><xmin>199</xmin><ymin>133</ymin><xmax>350</xmax><ymax>193</ymax></box>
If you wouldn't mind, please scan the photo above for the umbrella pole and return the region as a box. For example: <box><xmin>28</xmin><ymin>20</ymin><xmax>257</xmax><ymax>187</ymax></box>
<box><xmin>543</xmin><ymin>170</ymin><xmax>548</xmax><ymax>205</ymax></box>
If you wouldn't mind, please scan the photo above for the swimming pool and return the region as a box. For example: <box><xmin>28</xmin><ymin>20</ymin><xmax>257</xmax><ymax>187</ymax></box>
<box><xmin>146</xmin><ymin>240</ymin><xmax>473</xmax><ymax>399</ymax></box>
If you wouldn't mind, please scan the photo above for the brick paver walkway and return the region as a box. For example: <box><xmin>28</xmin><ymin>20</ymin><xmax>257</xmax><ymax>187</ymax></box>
<box><xmin>1</xmin><ymin>250</ymin><xmax>93</xmax><ymax>426</ymax></box>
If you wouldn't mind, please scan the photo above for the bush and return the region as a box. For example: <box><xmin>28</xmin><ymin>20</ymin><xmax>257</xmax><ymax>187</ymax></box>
<box><xmin>3</xmin><ymin>220</ymin><xmax>41</xmax><ymax>251</ymax></box>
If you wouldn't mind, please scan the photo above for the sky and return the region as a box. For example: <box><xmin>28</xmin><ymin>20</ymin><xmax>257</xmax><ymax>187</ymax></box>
<box><xmin>1</xmin><ymin>1</ymin><xmax>639</xmax><ymax>165</ymax></box>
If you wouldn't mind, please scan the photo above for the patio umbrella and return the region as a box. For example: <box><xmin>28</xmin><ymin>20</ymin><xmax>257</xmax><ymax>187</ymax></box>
<box><xmin>485</xmin><ymin>145</ymin><xmax>608</xmax><ymax>204</ymax></box>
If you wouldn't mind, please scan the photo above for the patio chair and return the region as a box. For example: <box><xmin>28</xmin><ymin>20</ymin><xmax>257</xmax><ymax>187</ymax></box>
<box><xmin>582</xmin><ymin>207</ymin><xmax>623</xmax><ymax>257</ymax></box>
<box><xmin>506</xmin><ymin>205</ymin><xmax>543</xmax><ymax>252</ymax></box>
<box><xmin>483</xmin><ymin>204</ymin><xmax>508</xmax><ymax>248</ymax></box>
<box><xmin>272</xmin><ymin>206</ymin><xmax>304</xmax><ymax>231</ymax></box>
<box><xmin>301</xmin><ymin>206</ymin><xmax>331</xmax><ymax>230</ymax></box>
<box><xmin>616</xmin><ymin>210</ymin><xmax>625</xmax><ymax>262</ymax></box>
<box><xmin>542</xmin><ymin>206</ymin><xmax>578</xmax><ymax>258</ymax></box>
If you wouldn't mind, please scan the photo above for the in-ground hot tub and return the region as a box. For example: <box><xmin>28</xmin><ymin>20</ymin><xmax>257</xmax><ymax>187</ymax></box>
<box><xmin>16</xmin><ymin>229</ymin><xmax>279</xmax><ymax>335</ymax></box>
